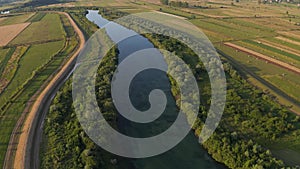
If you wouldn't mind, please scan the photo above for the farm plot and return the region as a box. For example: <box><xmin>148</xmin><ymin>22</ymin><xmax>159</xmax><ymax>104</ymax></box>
<box><xmin>0</xmin><ymin>13</ymin><xmax>34</xmax><ymax>26</ymax></box>
<box><xmin>26</xmin><ymin>12</ymin><xmax>46</xmax><ymax>22</ymax></box>
<box><xmin>254</xmin><ymin>39</ymin><xmax>300</xmax><ymax>57</ymax></box>
<box><xmin>0</xmin><ymin>46</ymin><xmax>28</xmax><ymax>94</ymax></box>
<box><xmin>236</xmin><ymin>40</ymin><xmax>300</xmax><ymax>68</ymax></box>
<box><xmin>276</xmin><ymin>36</ymin><xmax>300</xmax><ymax>46</ymax></box>
<box><xmin>224</xmin><ymin>42</ymin><xmax>300</xmax><ymax>75</ymax></box>
<box><xmin>218</xmin><ymin>44</ymin><xmax>300</xmax><ymax>107</ymax></box>
<box><xmin>264</xmin><ymin>37</ymin><xmax>300</xmax><ymax>51</ymax></box>
<box><xmin>0</xmin><ymin>23</ymin><xmax>31</xmax><ymax>47</ymax></box>
<box><xmin>0</xmin><ymin>48</ymin><xmax>10</xmax><ymax>65</ymax></box>
<box><xmin>0</xmin><ymin>48</ymin><xmax>15</xmax><ymax>73</ymax></box>
<box><xmin>200</xmin><ymin>18</ymin><xmax>275</xmax><ymax>39</ymax></box>
<box><xmin>0</xmin><ymin>41</ymin><xmax>64</xmax><ymax>105</ymax></box>
<box><xmin>278</xmin><ymin>31</ymin><xmax>300</xmax><ymax>40</ymax></box>
<box><xmin>9</xmin><ymin>13</ymin><xmax>65</xmax><ymax>45</ymax></box>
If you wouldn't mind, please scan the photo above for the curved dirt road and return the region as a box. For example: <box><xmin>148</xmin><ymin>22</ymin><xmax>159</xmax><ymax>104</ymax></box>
<box><xmin>3</xmin><ymin>11</ymin><xmax>85</xmax><ymax>169</ymax></box>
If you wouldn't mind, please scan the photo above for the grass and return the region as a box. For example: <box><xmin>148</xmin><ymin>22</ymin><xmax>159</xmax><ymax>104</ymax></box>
<box><xmin>244</xmin><ymin>39</ymin><xmax>300</xmax><ymax>63</ymax></box>
<box><xmin>0</xmin><ymin>41</ymin><xmax>65</xmax><ymax>106</ymax></box>
<box><xmin>26</xmin><ymin>12</ymin><xmax>46</xmax><ymax>22</ymax></box>
<box><xmin>0</xmin><ymin>46</ymin><xmax>28</xmax><ymax>93</ymax></box>
<box><xmin>9</xmin><ymin>13</ymin><xmax>65</xmax><ymax>45</ymax></box>
<box><xmin>234</xmin><ymin>40</ymin><xmax>300</xmax><ymax>69</ymax></box>
<box><xmin>265</xmin><ymin>37</ymin><xmax>300</xmax><ymax>52</ymax></box>
<box><xmin>265</xmin><ymin>75</ymin><xmax>300</xmax><ymax>103</ymax></box>
<box><xmin>0</xmin><ymin>48</ymin><xmax>11</xmax><ymax>68</ymax></box>
<box><xmin>0</xmin><ymin>13</ymin><xmax>34</xmax><ymax>26</ymax></box>
<box><xmin>266</xmin><ymin>131</ymin><xmax>300</xmax><ymax>166</ymax></box>
<box><xmin>189</xmin><ymin>18</ymin><xmax>275</xmax><ymax>42</ymax></box>
<box><xmin>217</xmin><ymin>44</ymin><xmax>300</xmax><ymax>108</ymax></box>
<box><xmin>0</xmin><ymin>48</ymin><xmax>15</xmax><ymax>74</ymax></box>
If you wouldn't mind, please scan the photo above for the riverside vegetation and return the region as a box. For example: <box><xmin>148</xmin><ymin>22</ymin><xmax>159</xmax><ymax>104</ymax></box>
<box><xmin>41</xmin><ymin>8</ymin><xmax>300</xmax><ymax>168</ymax></box>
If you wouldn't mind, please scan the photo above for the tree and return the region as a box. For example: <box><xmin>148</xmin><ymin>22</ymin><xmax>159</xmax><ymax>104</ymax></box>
<box><xmin>161</xmin><ymin>0</ymin><xmax>169</xmax><ymax>5</ymax></box>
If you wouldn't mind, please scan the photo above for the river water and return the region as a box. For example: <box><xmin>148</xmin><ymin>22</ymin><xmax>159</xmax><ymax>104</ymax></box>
<box><xmin>86</xmin><ymin>10</ymin><xmax>225</xmax><ymax>169</ymax></box>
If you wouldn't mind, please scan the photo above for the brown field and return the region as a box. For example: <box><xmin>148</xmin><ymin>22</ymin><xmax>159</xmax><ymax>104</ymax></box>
<box><xmin>0</xmin><ymin>22</ymin><xmax>31</xmax><ymax>46</ymax></box>
<box><xmin>224</xmin><ymin>42</ymin><xmax>300</xmax><ymax>75</ymax></box>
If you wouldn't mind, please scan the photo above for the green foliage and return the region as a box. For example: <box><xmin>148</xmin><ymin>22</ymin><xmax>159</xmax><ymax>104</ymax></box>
<box><xmin>160</xmin><ymin>0</ymin><xmax>169</xmax><ymax>5</ymax></box>
<box><xmin>41</xmin><ymin>47</ymin><xmax>120</xmax><ymax>169</ymax></box>
<box><xmin>169</xmin><ymin>1</ymin><xmax>189</xmax><ymax>8</ymax></box>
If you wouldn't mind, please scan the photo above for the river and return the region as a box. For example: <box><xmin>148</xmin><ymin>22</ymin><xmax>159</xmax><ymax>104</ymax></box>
<box><xmin>86</xmin><ymin>10</ymin><xmax>225</xmax><ymax>169</ymax></box>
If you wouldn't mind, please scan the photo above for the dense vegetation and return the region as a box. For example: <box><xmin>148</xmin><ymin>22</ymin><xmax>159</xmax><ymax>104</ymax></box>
<box><xmin>160</xmin><ymin>0</ymin><xmax>189</xmax><ymax>8</ymax></box>
<box><xmin>145</xmin><ymin>34</ymin><xmax>300</xmax><ymax>168</ymax></box>
<box><xmin>41</xmin><ymin>47</ymin><xmax>120</xmax><ymax>169</ymax></box>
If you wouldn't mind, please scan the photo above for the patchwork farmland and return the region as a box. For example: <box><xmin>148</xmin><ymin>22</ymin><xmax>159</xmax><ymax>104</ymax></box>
<box><xmin>0</xmin><ymin>11</ymin><xmax>78</xmax><ymax>168</ymax></box>
<box><xmin>0</xmin><ymin>23</ymin><xmax>30</xmax><ymax>46</ymax></box>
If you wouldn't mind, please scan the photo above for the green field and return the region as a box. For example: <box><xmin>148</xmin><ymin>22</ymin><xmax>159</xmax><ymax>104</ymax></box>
<box><xmin>9</xmin><ymin>13</ymin><xmax>65</xmax><ymax>45</ymax></box>
<box><xmin>26</xmin><ymin>12</ymin><xmax>46</xmax><ymax>22</ymax></box>
<box><xmin>0</xmin><ymin>48</ymin><xmax>15</xmax><ymax>74</ymax></box>
<box><xmin>0</xmin><ymin>46</ymin><xmax>28</xmax><ymax>93</ymax></box>
<box><xmin>240</xmin><ymin>40</ymin><xmax>300</xmax><ymax>66</ymax></box>
<box><xmin>0</xmin><ymin>40</ymin><xmax>64</xmax><ymax>105</ymax></box>
<box><xmin>0</xmin><ymin>12</ymin><xmax>34</xmax><ymax>26</ymax></box>
<box><xmin>0</xmin><ymin>48</ymin><xmax>11</xmax><ymax>68</ymax></box>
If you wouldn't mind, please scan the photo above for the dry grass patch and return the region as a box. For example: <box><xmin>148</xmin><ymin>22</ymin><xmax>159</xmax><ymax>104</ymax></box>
<box><xmin>0</xmin><ymin>22</ymin><xmax>30</xmax><ymax>47</ymax></box>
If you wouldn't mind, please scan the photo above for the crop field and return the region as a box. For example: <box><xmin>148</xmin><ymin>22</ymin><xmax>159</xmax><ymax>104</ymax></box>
<box><xmin>0</xmin><ymin>48</ymin><xmax>11</xmax><ymax>66</ymax></box>
<box><xmin>9</xmin><ymin>13</ymin><xmax>65</xmax><ymax>45</ymax></box>
<box><xmin>0</xmin><ymin>23</ymin><xmax>31</xmax><ymax>46</ymax></box>
<box><xmin>0</xmin><ymin>41</ymin><xmax>64</xmax><ymax>109</ymax></box>
<box><xmin>0</xmin><ymin>10</ymin><xmax>79</xmax><ymax>168</ymax></box>
<box><xmin>0</xmin><ymin>13</ymin><xmax>34</xmax><ymax>26</ymax></box>
<box><xmin>276</xmin><ymin>36</ymin><xmax>300</xmax><ymax>46</ymax></box>
<box><xmin>0</xmin><ymin>46</ymin><xmax>28</xmax><ymax>93</ymax></box>
<box><xmin>234</xmin><ymin>40</ymin><xmax>300</xmax><ymax>68</ymax></box>
<box><xmin>0</xmin><ymin>48</ymin><xmax>15</xmax><ymax>74</ymax></box>
<box><xmin>26</xmin><ymin>12</ymin><xmax>46</xmax><ymax>22</ymax></box>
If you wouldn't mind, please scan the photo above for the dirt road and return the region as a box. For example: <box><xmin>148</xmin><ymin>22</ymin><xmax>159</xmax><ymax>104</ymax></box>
<box><xmin>3</xmin><ymin>11</ymin><xmax>85</xmax><ymax>169</ymax></box>
<box><xmin>224</xmin><ymin>42</ymin><xmax>300</xmax><ymax>75</ymax></box>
